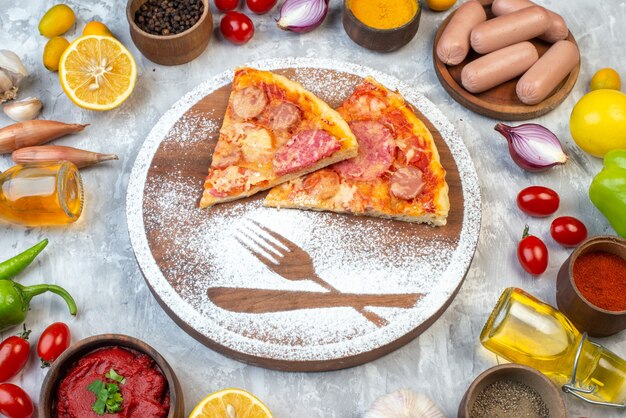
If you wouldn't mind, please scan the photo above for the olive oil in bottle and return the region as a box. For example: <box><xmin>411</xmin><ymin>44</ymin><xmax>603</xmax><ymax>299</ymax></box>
<box><xmin>0</xmin><ymin>161</ymin><xmax>83</xmax><ymax>226</ymax></box>
<box><xmin>481</xmin><ymin>288</ymin><xmax>626</xmax><ymax>406</ymax></box>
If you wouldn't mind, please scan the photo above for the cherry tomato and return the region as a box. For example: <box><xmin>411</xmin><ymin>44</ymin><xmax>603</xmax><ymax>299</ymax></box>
<box><xmin>37</xmin><ymin>322</ymin><xmax>70</xmax><ymax>367</ymax></box>
<box><xmin>516</xmin><ymin>186</ymin><xmax>560</xmax><ymax>217</ymax></box>
<box><xmin>220</xmin><ymin>11</ymin><xmax>254</xmax><ymax>44</ymax></box>
<box><xmin>246</xmin><ymin>0</ymin><xmax>277</xmax><ymax>14</ymax></box>
<box><xmin>551</xmin><ymin>216</ymin><xmax>588</xmax><ymax>247</ymax></box>
<box><xmin>0</xmin><ymin>328</ymin><xmax>30</xmax><ymax>382</ymax></box>
<box><xmin>0</xmin><ymin>383</ymin><xmax>33</xmax><ymax>418</ymax></box>
<box><xmin>517</xmin><ymin>226</ymin><xmax>548</xmax><ymax>275</ymax></box>
<box><xmin>215</xmin><ymin>0</ymin><xmax>239</xmax><ymax>11</ymax></box>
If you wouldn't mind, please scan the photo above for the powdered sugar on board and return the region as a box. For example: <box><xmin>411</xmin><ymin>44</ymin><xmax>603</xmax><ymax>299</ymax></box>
<box><xmin>127</xmin><ymin>58</ymin><xmax>481</xmax><ymax>365</ymax></box>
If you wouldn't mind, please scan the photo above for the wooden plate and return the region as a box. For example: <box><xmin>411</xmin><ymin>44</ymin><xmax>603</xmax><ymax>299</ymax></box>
<box><xmin>433</xmin><ymin>7</ymin><xmax>580</xmax><ymax>121</ymax></box>
<box><xmin>126</xmin><ymin>58</ymin><xmax>481</xmax><ymax>372</ymax></box>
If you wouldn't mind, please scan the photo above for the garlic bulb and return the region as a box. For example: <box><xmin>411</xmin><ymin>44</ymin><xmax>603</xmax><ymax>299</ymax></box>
<box><xmin>3</xmin><ymin>97</ymin><xmax>42</xmax><ymax>121</ymax></box>
<box><xmin>0</xmin><ymin>50</ymin><xmax>28</xmax><ymax>103</ymax></box>
<box><xmin>365</xmin><ymin>389</ymin><xmax>446</xmax><ymax>418</ymax></box>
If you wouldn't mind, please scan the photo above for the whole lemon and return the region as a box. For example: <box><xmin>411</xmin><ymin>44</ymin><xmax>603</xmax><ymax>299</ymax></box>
<box><xmin>590</xmin><ymin>68</ymin><xmax>621</xmax><ymax>91</ymax></box>
<box><xmin>39</xmin><ymin>4</ymin><xmax>76</xmax><ymax>38</ymax></box>
<box><xmin>83</xmin><ymin>21</ymin><xmax>114</xmax><ymax>37</ymax></box>
<box><xmin>426</xmin><ymin>0</ymin><xmax>457</xmax><ymax>11</ymax></box>
<box><xmin>43</xmin><ymin>36</ymin><xmax>70</xmax><ymax>71</ymax></box>
<box><xmin>570</xmin><ymin>89</ymin><xmax>626</xmax><ymax>157</ymax></box>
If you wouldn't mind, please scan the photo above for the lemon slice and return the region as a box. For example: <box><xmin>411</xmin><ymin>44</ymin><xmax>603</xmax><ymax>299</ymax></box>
<box><xmin>59</xmin><ymin>35</ymin><xmax>137</xmax><ymax>111</ymax></box>
<box><xmin>189</xmin><ymin>388</ymin><xmax>273</xmax><ymax>418</ymax></box>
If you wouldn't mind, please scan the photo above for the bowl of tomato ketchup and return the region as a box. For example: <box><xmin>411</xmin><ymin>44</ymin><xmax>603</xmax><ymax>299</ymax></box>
<box><xmin>40</xmin><ymin>334</ymin><xmax>183</xmax><ymax>418</ymax></box>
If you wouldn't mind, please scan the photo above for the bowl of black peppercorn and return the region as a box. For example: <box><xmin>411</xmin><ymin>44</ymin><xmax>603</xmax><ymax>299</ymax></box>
<box><xmin>127</xmin><ymin>0</ymin><xmax>212</xmax><ymax>65</ymax></box>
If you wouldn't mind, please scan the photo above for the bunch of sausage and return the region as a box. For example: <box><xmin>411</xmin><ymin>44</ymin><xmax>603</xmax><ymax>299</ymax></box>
<box><xmin>437</xmin><ymin>0</ymin><xmax>579</xmax><ymax>105</ymax></box>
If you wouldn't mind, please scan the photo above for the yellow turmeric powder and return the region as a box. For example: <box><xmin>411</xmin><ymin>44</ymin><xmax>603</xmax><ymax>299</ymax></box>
<box><xmin>348</xmin><ymin>0</ymin><xmax>418</xmax><ymax>30</ymax></box>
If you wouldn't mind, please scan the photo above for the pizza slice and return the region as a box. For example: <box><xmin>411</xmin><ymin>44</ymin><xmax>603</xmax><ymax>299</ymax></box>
<box><xmin>200</xmin><ymin>68</ymin><xmax>358</xmax><ymax>208</ymax></box>
<box><xmin>264</xmin><ymin>77</ymin><xmax>450</xmax><ymax>226</ymax></box>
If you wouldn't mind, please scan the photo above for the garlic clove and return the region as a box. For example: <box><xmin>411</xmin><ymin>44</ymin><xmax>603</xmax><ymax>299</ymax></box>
<box><xmin>0</xmin><ymin>50</ymin><xmax>28</xmax><ymax>103</ymax></box>
<box><xmin>365</xmin><ymin>389</ymin><xmax>446</xmax><ymax>418</ymax></box>
<box><xmin>3</xmin><ymin>97</ymin><xmax>43</xmax><ymax>122</ymax></box>
<box><xmin>0</xmin><ymin>50</ymin><xmax>28</xmax><ymax>81</ymax></box>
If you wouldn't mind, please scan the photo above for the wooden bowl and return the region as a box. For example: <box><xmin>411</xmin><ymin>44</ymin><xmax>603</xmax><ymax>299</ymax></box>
<box><xmin>126</xmin><ymin>0</ymin><xmax>212</xmax><ymax>66</ymax></box>
<box><xmin>432</xmin><ymin>5</ymin><xmax>579</xmax><ymax>120</ymax></box>
<box><xmin>458</xmin><ymin>364</ymin><xmax>566</xmax><ymax>418</ymax></box>
<box><xmin>39</xmin><ymin>334</ymin><xmax>184</xmax><ymax>418</ymax></box>
<box><xmin>556</xmin><ymin>236</ymin><xmax>626</xmax><ymax>337</ymax></box>
<box><xmin>342</xmin><ymin>0</ymin><xmax>421</xmax><ymax>52</ymax></box>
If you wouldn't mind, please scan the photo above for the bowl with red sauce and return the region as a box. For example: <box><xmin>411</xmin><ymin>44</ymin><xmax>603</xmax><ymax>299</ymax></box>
<box><xmin>556</xmin><ymin>235</ymin><xmax>626</xmax><ymax>337</ymax></box>
<box><xmin>40</xmin><ymin>334</ymin><xmax>183</xmax><ymax>418</ymax></box>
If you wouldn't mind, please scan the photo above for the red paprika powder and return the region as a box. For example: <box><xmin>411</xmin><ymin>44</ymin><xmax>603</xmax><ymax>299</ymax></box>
<box><xmin>573</xmin><ymin>251</ymin><xmax>626</xmax><ymax>312</ymax></box>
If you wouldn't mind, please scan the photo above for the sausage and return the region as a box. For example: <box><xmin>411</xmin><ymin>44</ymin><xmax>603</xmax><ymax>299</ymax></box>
<box><xmin>491</xmin><ymin>0</ymin><xmax>569</xmax><ymax>43</ymax></box>
<box><xmin>390</xmin><ymin>166</ymin><xmax>424</xmax><ymax>201</ymax></box>
<box><xmin>273</xmin><ymin>130</ymin><xmax>340</xmax><ymax>176</ymax></box>
<box><xmin>334</xmin><ymin>121</ymin><xmax>396</xmax><ymax>181</ymax></box>
<box><xmin>266</xmin><ymin>102</ymin><xmax>301</xmax><ymax>131</ymax></box>
<box><xmin>470</xmin><ymin>6</ymin><xmax>550</xmax><ymax>54</ymax></box>
<box><xmin>436</xmin><ymin>1</ymin><xmax>487</xmax><ymax>66</ymax></box>
<box><xmin>461</xmin><ymin>41</ymin><xmax>539</xmax><ymax>93</ymax></box>
<box><xmin>516</xmin><ymin>40</ymin><xmax>579</xmax><ymax>105</ymax></box>
<box><xmin>477</xmin><ymin>0</ymin><xmax>494</xmax><ymax>4</ymax></box>
<box><xmin>232</xmin><ymin>86</ymin><xmax>268</xmax><ymax>119</ymax></box>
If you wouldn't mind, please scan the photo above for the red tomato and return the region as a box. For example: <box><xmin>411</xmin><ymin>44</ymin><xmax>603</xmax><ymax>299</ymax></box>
<box><xmin>517</xmin><ymin>186</ymin><xmax>560</xmax><ymax>217</ymax></box>
<box><xmin>215</xmin><ymin>0</ymin><xmax>239</xmax><ymax>11</ymax></box>
<box><xmin>517</xmin><ymin>226</ymin><xmax>549</xmax><ymax>275</ymax></box>
<box><xmin>220</xmin><ymin>11</ymin><xmax>254</xmax><ymax>44</ymax></box>
<box><xmin>551</xmin><ymin>216</ymin><xmax>588</xmax><ymax>247</ymax></box>
<box><xmin>0</xmin><ymin>329</ymin><xmax>30</xmax><ymax>382</ymax></box>
<box><xmin>37</xmin><ymin>322</ymin><xmax>70</xmax><ymax>366</ymax></box>
<box><xmin>246</xmin><ymin>0</ymin><xmax>277</xmax><ymax>14</ymax></box>
<box><xmin>0</xmin><ymin>383</ymin><xmax>33</xmax><ymax>418</ymax></box>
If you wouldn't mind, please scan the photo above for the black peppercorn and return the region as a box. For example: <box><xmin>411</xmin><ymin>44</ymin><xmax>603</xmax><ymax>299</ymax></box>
<box><xmin>134</xmin><ymin>0</ymin><xmax>204</xmax><ymax>36</ymax></box>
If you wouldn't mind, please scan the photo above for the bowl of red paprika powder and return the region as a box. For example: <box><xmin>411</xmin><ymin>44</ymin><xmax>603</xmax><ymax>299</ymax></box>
<box><xmin>556</xmin><ymin>235</ymin><xmax>626</xmax><ymax>337</ymax></box>
<box><xmin>39</xmin><ymin>334</ymin><xmax>184</xmax><ymax>418</ymax></box>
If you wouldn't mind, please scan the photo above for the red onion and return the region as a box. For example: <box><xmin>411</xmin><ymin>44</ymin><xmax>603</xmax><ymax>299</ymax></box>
<box><xmin>276</xmin><ymin>0</ymin><xmax>329</xmax><ymax>33</ymax></box>
<box><xmin>495</xmin><ymin>123</ymin><xmax>568</xmax><ymax>172</ymax></box>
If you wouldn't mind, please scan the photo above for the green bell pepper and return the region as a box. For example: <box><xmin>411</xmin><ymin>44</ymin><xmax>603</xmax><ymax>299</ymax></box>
<box><xmin>589</xmin><ymin>149</ymin><xmax>626</xmax><ymax>237</ymax></box>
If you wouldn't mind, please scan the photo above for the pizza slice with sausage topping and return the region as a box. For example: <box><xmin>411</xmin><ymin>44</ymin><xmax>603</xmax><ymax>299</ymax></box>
<box><xmin>264</xmin><ymin>77</ymin><xmax>450</xmax><ymax>225</ymax></box>
<box><xmin>200</xmin><ymin>68</ymin><xmax>358</xmax><ymax>208</ymax></box>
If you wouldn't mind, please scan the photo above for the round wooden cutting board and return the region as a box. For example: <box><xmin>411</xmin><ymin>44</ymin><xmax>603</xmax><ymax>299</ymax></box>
<box><xmin>126</xmin><ymin>58</ymin><xmax>481</xmax><ymax>372</ymax></box>
<box><xmin>433</xmin><ymin>6</ymin><xmax>580</xmax><ymax>121</ymax></box>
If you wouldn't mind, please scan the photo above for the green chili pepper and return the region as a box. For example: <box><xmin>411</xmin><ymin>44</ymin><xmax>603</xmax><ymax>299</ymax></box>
<box><xmin>589</xmin><ymin>150</ymin><xmax>626</xmax><ymax>237</ymax></box>
<box><xmin>0</xmin><ymin>280</ymin><xmax>77</xmax><ymax>332</ymax></box>
<box><xmin>0</xmin><ymin>239</ymin><xmax>48</xmax><ymax>281</ymax></box>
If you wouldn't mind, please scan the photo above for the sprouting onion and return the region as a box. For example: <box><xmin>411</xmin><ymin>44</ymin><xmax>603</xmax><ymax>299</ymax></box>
<box><xmin>276</xmin><ymin>0</ymin><xmax>329</xmax><ymax>33</ymax></box>
<box><xmin>495</xmin><ymin>123</ymin><xmax>568</xmax><ymax>172</ymax></box>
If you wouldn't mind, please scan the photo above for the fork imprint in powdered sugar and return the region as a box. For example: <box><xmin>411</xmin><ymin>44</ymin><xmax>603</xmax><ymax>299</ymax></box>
<box><xmin>206</xmin><ymin>220</ymin><xmax>423</xmax><ymax>327</ymax></box>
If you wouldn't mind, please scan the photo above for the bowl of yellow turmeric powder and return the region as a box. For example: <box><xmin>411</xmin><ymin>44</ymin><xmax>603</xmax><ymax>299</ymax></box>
<box><xmin>343</xmin><ymin>0</ymin><xmax>421</xmax><ymax>52</ymax></box>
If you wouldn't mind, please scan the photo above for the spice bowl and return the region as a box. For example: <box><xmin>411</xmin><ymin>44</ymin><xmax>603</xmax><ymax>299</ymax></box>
<box><xmin>458</xmin><ymin>364</ymin><xmax>566</xmax><ymax>418</ymax></box>
<box><xmin>342</xmin><ymin>0</ymin><xmax>422</xmax><ymax>52</ymax></box>
<box><xmin>556</xmin><ymin>235</ymin><xmax>626</xmax><ymax>337</ymax></box>
<box><xmin>126</xmin><ymin>0</ymin><xmax>212</xmax><ymax>66</ymax></box>
<box><xmin>39</xmin><ymin>334</ymin><xmax>184</xmax><ymax>418</ymax></box>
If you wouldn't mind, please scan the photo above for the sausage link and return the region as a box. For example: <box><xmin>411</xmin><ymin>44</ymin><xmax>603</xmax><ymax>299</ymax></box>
<box><xmin>491</xmin><ymin>0</ymin><xmax>569</xmax><ymax>42</ymax></box>
<box><xmin>461</xmin><ymin>41</ymin><xmax>539</xmax><ymax>93</ymax></box>
<box><xmin>516</xmin><ymin>40</ymin><xmax>579</xmax><ymax>105</ymax></box>
<box><xmin>470</xmin><ymin>6</ymin><xmax>550</xmax><ymax>54</ymax></box>
<box><xmin>436</xmin><ymin>1</ymin><xmax>487</xmax><ymax>66</ymax></box>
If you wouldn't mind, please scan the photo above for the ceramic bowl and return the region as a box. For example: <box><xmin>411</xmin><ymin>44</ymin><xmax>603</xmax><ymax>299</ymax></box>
<box><xmin>458</xmin><ymin>363</ymin><xmax>566</xmax><ymax>418</ymax></box>
<box><xmin>39</xmin><ymin>334</ymin><xmax>183</xmax><ymax>418</ymax></box>
<box><xmin>126</xmin><ymin>0</ymin><xmax>212</xmax><ymax>66</ymax></box>
<box><xmin>342</xmin><ymin>0</ymin><xmax>422</xmax><ymax>52</ymax></box>
<box><xmin>556</xmin><ymin>235</ymin><xmax>626</xmax><ymax>337</ymax></box>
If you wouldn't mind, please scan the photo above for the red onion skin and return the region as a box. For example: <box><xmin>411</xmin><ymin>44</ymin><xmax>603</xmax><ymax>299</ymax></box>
<box><xmin>495</xmin><ymin>123</ymin><xmax>567</xmax><ymax>172</ymax></box>
<box><xmin>276</xmin><ymin>0</ymin><xmax>329</xmax><ymax>33</ymax></box>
